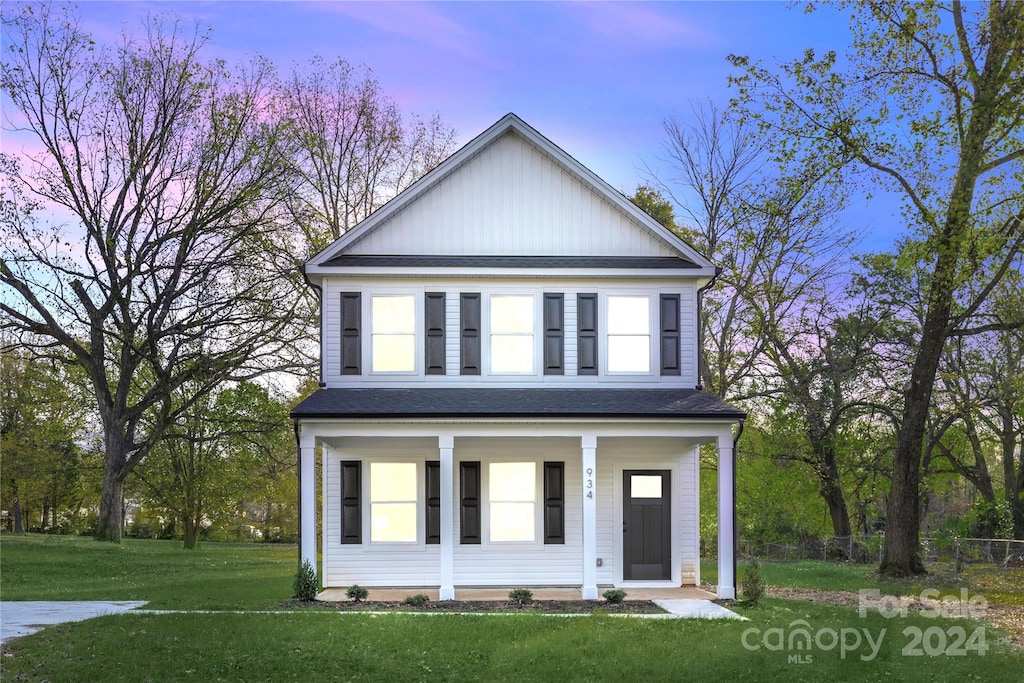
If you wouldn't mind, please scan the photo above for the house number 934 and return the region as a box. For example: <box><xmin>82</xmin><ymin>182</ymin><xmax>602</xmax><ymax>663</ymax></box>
<box><xmin>586</xmin><ymin>468</ymin><xmax>593</xmax><ymax>499</ymax></box>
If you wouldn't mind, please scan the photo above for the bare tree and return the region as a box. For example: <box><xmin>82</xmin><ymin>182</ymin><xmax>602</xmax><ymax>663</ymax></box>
<box><xmin>280</xmin><ymin>57</ymin><xmax>456</xmax><ymax>251</ymax></box>
<box><xmin>650</xmin><ymin>102</ymin><xmax>870</xmax><ymax>539</ymax></box>
<box><xmin>1</xmin><ymin>4</ymin><xmax>304</xmax><ymax>541</ymax></box>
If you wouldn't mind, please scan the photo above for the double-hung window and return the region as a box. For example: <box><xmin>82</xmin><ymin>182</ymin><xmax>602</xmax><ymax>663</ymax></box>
<box><xmin>371</xmin><ymin>295</ymin><xmax>415</xmax><ymax>373</ymax></box>
<box><xmin>488</xmin><ymin>462</ymin><xmax>536</xmax><ymax>542</ymax></box>
<box><xmin>607</xmin><ymin>295</ymin><xmax>651</xmax><ymax>373</ymax></box>
<box><xmin>369</xmin><ymin>462</ymin><xmax>418</xmax><ymax>542</ymax></box>
<box><xmin>490</xmin><ymin>295</ymin><xmax>534</xmax><ymax>374</ymax></box>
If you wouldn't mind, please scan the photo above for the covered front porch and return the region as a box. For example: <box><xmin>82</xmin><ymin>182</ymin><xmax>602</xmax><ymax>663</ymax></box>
<box><xmin>296</xmin><ymin>419</ymin><xmax>740</xmax><ymax>600</ymax></box>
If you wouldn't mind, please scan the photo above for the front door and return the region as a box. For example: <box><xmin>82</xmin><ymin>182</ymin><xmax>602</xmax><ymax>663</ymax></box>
<box><xmin>622</xmin><ymin>470</ymin><xmax>671</xmax><ymax>580</ymax></box>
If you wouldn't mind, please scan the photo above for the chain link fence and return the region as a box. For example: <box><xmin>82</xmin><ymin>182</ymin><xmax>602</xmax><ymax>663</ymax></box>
<box><xmin>720</xmin><ymin>536</ymin><xmax>1024</xmax><ymax>567</ymax></box>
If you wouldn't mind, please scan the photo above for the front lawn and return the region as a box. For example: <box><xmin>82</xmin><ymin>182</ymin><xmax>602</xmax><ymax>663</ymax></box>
<box><xmin>2</xmin><ymin>535</ymin><xmax>1021</xmax><ymax>681</ymax></box>
<box><xmin>0</xmin><ymin>534</ymin><xmax>296</xmax><ymax>609</ymax></box>
<box><xmin>2</xmin><ymin>601</ymin><xmax>1020</xmax><ymax>682</ymax></box>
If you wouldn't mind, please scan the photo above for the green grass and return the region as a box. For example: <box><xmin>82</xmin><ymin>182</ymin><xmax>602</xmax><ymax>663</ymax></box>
<box><xmin>703</xmin><ymin>558</ymin><xmax>1024</xmax><ymax>600</ymax></box>
<box><xmin>2</xmin><ymin>535</ymin><xmax>1021</xmax><ymax>681</ymax></box>
<box><xmin>2</xmin><ymin>602</ymin><xmax>1020</xmax><ymax>681</ymax></box>
<box><xmin>0</xmin><ymin>534</ymin><xmax>296</xmax><ymax>609</ymax></box>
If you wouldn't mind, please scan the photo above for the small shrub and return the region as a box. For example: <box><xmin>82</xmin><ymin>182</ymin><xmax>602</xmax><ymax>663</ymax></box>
<box><xmin>346</xmin><ymin>584</ymin><xmax>369</xmax><ymax>602</ymax></box>
<box><xmin>402</xmin><ymin>593</ymin><xmax>430</xmax><ymax>607</ymax></box>
<box><xmin>292</xmin><ymin>559</ymin><xmax>318</xmax><ymax>602</ymax></box>
<box><xmin>602</xmin><ymin>589</ymin><xmax>627</xmax><ymax>604</ymax></box>
<box><xmin>508</xmin><ymin>588</ymin><xmax>533</xmax><ymax>605</ymax></box>
<box><xmin>741</xmin><ymin>557</ymin><xmax>765</xmax><ymax>606</ymax></box>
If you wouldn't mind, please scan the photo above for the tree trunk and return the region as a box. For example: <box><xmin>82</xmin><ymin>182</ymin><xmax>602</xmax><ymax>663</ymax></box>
<box><xmin>11</xmin><ymin>483</ymin><xmax>24</xmax><ymax>534</ymax></box>
<box><xmin>182</xmin><ymin>515</ymin><xmax>200</xmax><ymax>550</ymax></box>
<box><xmin>1003</xmin><ymin>426</ymin><xmax>1023</xmax><ymax>538</ymax></box>
<box><xmin>95</xmin><ymin>465</ymin><xmax>125</xmax><ymax>542</ymax></box>
<box><xmin>815</xmin><ymin>443</ymin><xmax>853</xmax><ymax>538</ymax></box>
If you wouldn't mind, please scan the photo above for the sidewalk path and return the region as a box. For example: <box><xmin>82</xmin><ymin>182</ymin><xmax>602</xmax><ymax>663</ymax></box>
<box><xmin>1</xmin><ymin>601</ymin><xmax>147</xmax><ymax>644</ymax></box>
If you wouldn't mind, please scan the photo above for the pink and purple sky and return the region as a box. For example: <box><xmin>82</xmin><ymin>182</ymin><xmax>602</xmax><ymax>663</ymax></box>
<box><xmin>17</xmin><ymin>1</ymin><xmax>904</xmax><ymax>252</ymax></box>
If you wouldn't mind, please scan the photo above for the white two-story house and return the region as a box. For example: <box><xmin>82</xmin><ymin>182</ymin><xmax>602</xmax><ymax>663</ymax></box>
<box><xmin>292</xmin><ymin>114</ymin><xmax>744</xmax><ymax>600</ymax></box>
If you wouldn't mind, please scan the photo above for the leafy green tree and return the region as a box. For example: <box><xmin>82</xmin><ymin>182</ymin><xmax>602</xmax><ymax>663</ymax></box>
<box><xmin>1</xmin><ymin>4</ymin><xmax>304</xmax><ymax>541</ymax></box>
<box><xmin>0</xmin><ymin>338</ymin><xmax>94</xmax><ymax>532</ymax></box>
<box><xmin>131</xmin><ymin>382</ymin><xmax>294</xmax><ymax>549</ymax></box>
<box><xmin>630</xmin><ymin>186</ymin><xmax>679</xmax><ymax>234</ymax></box>
<box><xmin>728</xmin><ymin>0</ymin><xmax>1024</xmax><ymax>576</ymax></box>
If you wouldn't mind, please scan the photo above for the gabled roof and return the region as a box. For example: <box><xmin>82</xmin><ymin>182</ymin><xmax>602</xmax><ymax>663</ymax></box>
<box><xmin>306</xmin><ymin>113</ymin><xmax>714</xmax><ymax>272</ymax></box>
<box><xmin>291</xmin><ymin>387</ymin><xmax>745</xmax><ymax>420</ymax></box>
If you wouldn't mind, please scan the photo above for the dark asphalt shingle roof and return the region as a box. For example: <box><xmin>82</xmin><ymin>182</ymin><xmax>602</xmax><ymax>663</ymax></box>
<box><xmin>320</xmin><ymin>255</ymin><xmax>700</xmax><ymax>269</ymax></box>
<box><xmin>291</xmin><ymin>388</ymin><xmax>745</xmax><ymax>420</ymax></box>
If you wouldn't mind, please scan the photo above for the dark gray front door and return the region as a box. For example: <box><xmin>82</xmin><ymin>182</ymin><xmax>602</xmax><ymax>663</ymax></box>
<box><xmin>623</xmin><ymin>470</ymin><xmax>671</xmax><ymax>580</ymax></box>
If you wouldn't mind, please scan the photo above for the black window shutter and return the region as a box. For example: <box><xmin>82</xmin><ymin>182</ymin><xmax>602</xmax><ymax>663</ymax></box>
<box><xmin>426</xmin><ymin>460</ymin><xmax>441</xmax><ymax>544</ymax></box>
<box><xmin>543</xmin><ymin>294</ymin><xmax>564</xmax><ymax>375</ymax></box>
<box><xmin>425</xmin><ymin>292</ymin><xmax>446</xmax><ymax>375</ymax></box>
<box><xmin>577</xmin><ymin>293</ymin><xmax>598</xmax><ymax>375</ymax></box>
<box><xmin>660</xmin><ymin>294</ymin><xmax>681</xmax><ymax>376</ymax></box>
<box><xmin>459</xmin><ymin>461</ymin><xmax>481</xmax><ymax>544</ymax></box>
<box><xmin>340</xmin><ymin>461</ymin><xmax>361</xmax><ymax>544</ymax></box>
<box><xmin>543</xmin><ymin>462</ymin><xmax>565</xmax><ymax>544</ymax></box>
<box><xmin>460</xmin><ymin>293</ymin><xmax>481</xmax><ymax>375</ymax></box>
<box><xmin>340</xmin><ymin>292</ymin><xmax>361</xmax><ymax>375</ymax></box>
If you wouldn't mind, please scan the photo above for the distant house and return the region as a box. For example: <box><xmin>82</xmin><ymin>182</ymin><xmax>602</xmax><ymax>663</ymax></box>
<box><xmin>291</xmin><ymin>114</ymin><xmax>744</xmax><ymax>600</ymax></box>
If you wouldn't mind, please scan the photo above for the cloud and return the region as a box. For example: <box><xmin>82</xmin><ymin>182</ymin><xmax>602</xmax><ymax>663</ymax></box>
<box><xmin>311</xmin><ymin>1</ymin><xmax>482</xmax><ymax>60</ymax></box>
<box><xmin>570</xmin><ymin>2</ymin><xmax>716</xmax><ymax>50</ymax></box>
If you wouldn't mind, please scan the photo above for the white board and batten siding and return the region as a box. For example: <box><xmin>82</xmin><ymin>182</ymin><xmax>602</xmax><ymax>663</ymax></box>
<box><xmin>345</xmin><ymin>132</ymin><xmax>676</xmax><ymax>258</ymax></box>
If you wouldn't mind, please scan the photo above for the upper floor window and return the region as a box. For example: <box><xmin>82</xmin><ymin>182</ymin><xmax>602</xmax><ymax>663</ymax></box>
<box><xmin>371</xmin><ymin>295</ymin><xmax>415</xmax><ymax>372</ymax></box>
<box><xmin>369</xmin><ymin>462</ymin><xmax>418</xmax><ymax>542</ymax></box>
<box><xmin>607</xmin><ymin>295</ymin><xmax>650</xmax><ymax>373</ymax></box>
<box><xmin>490</xmin><ymin>295</ymin><xmax>534</xmax><ymax>374</ymax></box>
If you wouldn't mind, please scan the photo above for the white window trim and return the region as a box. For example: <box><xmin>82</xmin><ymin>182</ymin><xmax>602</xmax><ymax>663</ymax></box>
<box><xmin>481</xmin><ymin>458</ymin><xmax>542</xmax><ymax>547</ymax></box>
<box><xmin>483</xmin><ymin>292</ymin><xmax>541</xmax><ymax>377</ymax></box>
<box><xmin>601</xmin><ymin>293</ymin><xmax>655</xmax><ymax>377</ymax></box>
<box><xmin>364</xmin><ymin>289</ymin><xmax>423</xmax><ymax>377</ymax></box>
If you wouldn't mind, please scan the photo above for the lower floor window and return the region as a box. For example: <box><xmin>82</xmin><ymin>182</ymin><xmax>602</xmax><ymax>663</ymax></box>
<box><xmin>370</xmin><ymin>462</ymin><xmax>417</xmax><ymax>542</ymax></box>
<box><xmin>488</xmin><ymin>462</ymin><xmax>536</xmax><ymax>542</ymax></box>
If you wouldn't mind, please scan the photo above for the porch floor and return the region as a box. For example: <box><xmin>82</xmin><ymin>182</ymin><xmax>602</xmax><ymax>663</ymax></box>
<box><xmin>317</xmin><ymin>586</ymin><xmax>715</xmax><ymax>602</ymax></box>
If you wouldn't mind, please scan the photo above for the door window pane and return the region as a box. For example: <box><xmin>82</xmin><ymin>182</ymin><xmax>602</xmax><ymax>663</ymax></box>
<box><xmin>630</xmin><ymin>475</ymin><xmax>662</xmax><ymax>499</ymax></box>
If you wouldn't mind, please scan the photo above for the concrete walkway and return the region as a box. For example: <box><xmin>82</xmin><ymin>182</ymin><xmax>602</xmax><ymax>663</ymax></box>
<box><xmin>1</xmin><ymin>601</ymin><xmax>148</xmax><ymax>644</ymax></box>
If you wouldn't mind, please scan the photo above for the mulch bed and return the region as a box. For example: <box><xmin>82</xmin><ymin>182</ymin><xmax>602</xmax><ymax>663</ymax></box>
<box><xmin>281</xmin><ymin>599</ymin><xmax>667</xmax><ymax>614</ymax></box>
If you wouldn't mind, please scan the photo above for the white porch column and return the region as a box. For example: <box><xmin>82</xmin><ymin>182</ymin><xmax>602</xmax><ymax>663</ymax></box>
<box><xmin>439</xmin><ymin>434</ymin><xmax>455</xmax><ymax>600</ymax></box>
<box><xmin>717</xmin><ymin>435</ymin><xmax>736</xmax><ymax>600</ymax></box>
<box><xmin>299</xmin><ymin>429</ymin><xmax>317</xmax><ymax>576</ymax></box>
<box><xmin>581</xmin><ymin>434</ymin><xmax>598</xmax><ymax>600</ymax></box>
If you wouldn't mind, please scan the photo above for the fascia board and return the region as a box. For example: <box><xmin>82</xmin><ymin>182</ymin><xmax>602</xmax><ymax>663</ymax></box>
<box><xmin>304</xmin><ymin>265</ymin><xmax>719</xmax><ymax>281</ymax></box>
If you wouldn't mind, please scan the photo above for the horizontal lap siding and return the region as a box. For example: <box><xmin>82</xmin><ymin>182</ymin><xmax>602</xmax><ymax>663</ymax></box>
<box><xmin>323</xmin><ymin>451</ymin><xmax>441</xmax><ymax>587</ymax></box>
<box><xmin>679</xmin><ymin>282</ymin><xmax>699</xmax><ymax>387</ymax></box>
<box><xmin>453</xmin><ymin>444</ymin><xmax>583</xmax><ymax>585</ymax></box>
<box><xmin>680</xmin><ymin>449</ymin><xmax>699</xmax><ymax>584</ymax></box>
<box><xmin>595</xmin><ymin>461</ymin><xmax>615</xmax><ymax>584</ymax></box>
